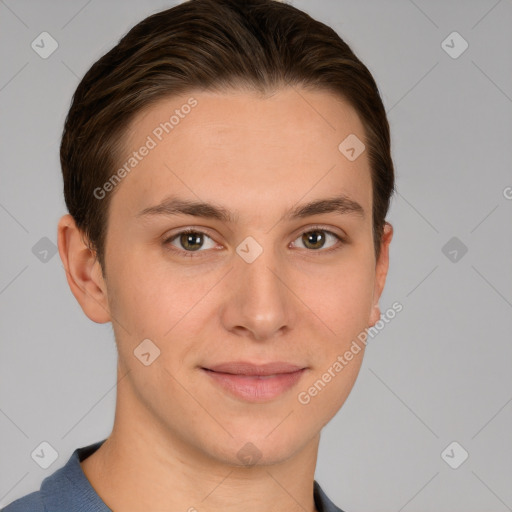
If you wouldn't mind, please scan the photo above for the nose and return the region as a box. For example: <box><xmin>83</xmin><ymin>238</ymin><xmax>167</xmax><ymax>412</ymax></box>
<box><xmin>219</xmin><ymin>246</ymin><xmax>296</xmax><ymax>341</ymax></box>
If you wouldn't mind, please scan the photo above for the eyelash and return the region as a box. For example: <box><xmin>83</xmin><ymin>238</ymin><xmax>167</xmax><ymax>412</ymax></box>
<box><xmin>162</xmin><ymin>225</ymin><xmax>346</xmax><ymax>259</ymax></box>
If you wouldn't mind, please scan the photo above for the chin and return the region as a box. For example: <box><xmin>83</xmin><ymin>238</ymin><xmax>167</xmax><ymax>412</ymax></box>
<box><xmin>206</xmin><ymin>428</ymin><xmax>311</xmax><ymax>468</ymax></box>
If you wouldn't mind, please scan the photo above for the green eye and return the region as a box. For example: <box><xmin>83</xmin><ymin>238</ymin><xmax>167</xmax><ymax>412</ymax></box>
<box><xmin>293</xmin><ymin>229</ymin><xmax>343</xmax><ymax>251</ymax></box>
<box><xmin>165</xmin><ymin>229</ymin><xmax>217</xmax><ymax>253</ymax></box>
<box><xmin>164</xmin><ymin>226</ymin><xmax>345</xmax><ymax>259</ymax></box>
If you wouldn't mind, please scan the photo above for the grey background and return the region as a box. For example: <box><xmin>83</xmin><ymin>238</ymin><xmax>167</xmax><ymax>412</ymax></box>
<box><xmin>1</xmin><ymin>0</ymin><xmax>511</xmax><ymax>510</ymax></box>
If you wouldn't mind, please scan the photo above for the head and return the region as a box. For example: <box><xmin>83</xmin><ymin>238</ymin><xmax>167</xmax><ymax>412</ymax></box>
<box><xmin>58</xmin><ymin>0</ymin><xmax>394</xmax><ymax>467</ymax></box>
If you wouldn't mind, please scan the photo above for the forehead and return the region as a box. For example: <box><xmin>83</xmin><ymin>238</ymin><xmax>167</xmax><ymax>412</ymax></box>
<box><xmin>112</xmin><ymin>87</ymin><xmax>372</xmax><ymax>221</ymax></box>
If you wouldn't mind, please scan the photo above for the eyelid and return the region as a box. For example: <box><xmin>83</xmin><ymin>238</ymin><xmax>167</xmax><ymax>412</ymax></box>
<box><xmin>291</xmin><ymin>223</ymin><xmax>346</xmax><ymax>242</ymax></box>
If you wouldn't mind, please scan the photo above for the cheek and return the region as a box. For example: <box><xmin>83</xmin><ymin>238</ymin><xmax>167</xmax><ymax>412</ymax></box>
<box><xmin>328</xmin><ymin>270</ymin><xmax>374</xmax><ymax>331</ymax></box>
<box><xmin>291</xmin><ymin>263</ymin><xmax>374</xmax><ymax>426</ymax></box>
<box><xmin>105</xmin><ymin>247</ymin><xmax>222</xmax><ymax>350</ymax></box>
<box><xmin>294</xmin><ymin>351</ymin><xmax>364</xmax><ymax>435</ymax></box>
<box><xmin>292</xmin><ymin>256</ymin><xmax>376</xmax><ymax>340</ymax></box>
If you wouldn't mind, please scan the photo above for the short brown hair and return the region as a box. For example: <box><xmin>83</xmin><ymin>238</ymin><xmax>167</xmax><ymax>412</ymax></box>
<box><xmin>60</xmin><ymin>0</ymin><xmax>394</xmax><ymax>273</ymax></box>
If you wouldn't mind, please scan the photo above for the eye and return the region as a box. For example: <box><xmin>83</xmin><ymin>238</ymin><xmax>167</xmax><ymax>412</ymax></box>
<box><xmin>291</xmin><ymin>228</ymin><xmax>344</xmax><ymax>251</ymax></box>
<box><xmin>164</xmin><ymin>229</ymin><xmax>217</xmax><ymax>254</ymax></box>
<box><xmin>163</xmin><ymin>226</ymin><xmax>345</xmax><ymax>258</ymax></box>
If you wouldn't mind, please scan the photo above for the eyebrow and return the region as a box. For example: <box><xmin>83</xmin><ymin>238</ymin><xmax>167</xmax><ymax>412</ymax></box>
<box><xmin>137</xmin><ymin>194</ymin><xmax>365</xmax><ymax>222</ymax></box>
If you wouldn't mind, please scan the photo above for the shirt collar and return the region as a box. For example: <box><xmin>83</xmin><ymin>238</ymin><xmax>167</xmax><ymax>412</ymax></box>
<box><xmin>41</xmin><ymin>439</ymin><xmax>111</xmax><ymax>511</ymax></box>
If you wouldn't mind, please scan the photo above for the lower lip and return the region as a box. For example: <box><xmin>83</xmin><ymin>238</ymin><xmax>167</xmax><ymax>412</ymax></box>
<box><xmin>202</xmin><ymin>368</ymin><xmax>306</xmax><ymax>402</ymax></box>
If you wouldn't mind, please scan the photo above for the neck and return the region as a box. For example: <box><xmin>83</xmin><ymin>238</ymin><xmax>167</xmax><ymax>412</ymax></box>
<box><xmin>81</xmin><ymin>371</ymin><xmax>321</xmax><ymax>512</ymax></box>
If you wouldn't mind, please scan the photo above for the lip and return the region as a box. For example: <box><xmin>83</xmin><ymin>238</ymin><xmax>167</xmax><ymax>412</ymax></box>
<box><xmin>201</xmin><ymin>361</ymin><xmax>307</xmax><ymax>402</ymax></box>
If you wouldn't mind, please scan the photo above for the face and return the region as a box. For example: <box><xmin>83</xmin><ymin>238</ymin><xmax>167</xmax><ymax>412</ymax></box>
<box><xmin>67</xmin><ymin>87</ymin><xmax>392</xmax><ymax>466</ymax></box>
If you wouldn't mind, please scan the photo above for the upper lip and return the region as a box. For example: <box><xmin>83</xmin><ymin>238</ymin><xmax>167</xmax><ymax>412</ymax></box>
<box><xmin>203</xmin><ymin>361</ymin><xmax>305</xmax><ymax>376</ymax></box>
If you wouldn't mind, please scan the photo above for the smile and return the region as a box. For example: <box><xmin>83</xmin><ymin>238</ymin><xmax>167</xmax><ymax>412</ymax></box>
<box><xmin>201</xmin><ymin>361</ymin><xmax>307</xmax><ymax>402</ymax></box>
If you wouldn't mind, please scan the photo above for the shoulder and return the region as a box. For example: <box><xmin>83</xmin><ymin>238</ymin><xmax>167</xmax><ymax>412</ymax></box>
<box><xmin>1</xmin><ymin>490</ymin><xmax>46</xmax><ymax>511</ymax></box>
<box><xmin>1</xmin><ymin>439</ymin><xmax>108</xmax><ymax>512</ymax></box>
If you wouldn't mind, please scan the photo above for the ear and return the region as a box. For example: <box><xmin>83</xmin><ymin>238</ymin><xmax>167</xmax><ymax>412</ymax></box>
<box><xmin>57</xmin><ymin>214</ymin><xmax>111</xmax><ymax>323</ymax></box>
<box><xmin>369</xmin><ymin>222</ymin><xmax>393</xmax><ymax>327</ymax></box>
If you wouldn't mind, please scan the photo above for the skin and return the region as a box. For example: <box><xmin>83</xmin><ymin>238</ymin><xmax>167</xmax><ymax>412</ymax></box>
<box><xmin>58</xmin><ymin>87</ymin><xmax>393</xmax><ymax>512</ymax></box>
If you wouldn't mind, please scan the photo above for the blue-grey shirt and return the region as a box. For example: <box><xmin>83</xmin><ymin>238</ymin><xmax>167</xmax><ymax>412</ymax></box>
<box><xmin>2</xmin><ymin>439</ymin><xmax>345</xmax><ymax>511</ymax></box>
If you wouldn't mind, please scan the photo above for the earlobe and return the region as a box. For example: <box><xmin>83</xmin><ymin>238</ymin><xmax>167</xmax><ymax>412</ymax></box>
<box><xmin>369</xmin><ymin>303</ymin><xmax>381</xmax><ymax>328</ymax></box>
<box><xmin>57</xmin><ymin>214</ymin><xmax>111</xmax><ymax>324</ymax></box>
<box><xmin>369</xmin><ymin>222</ymin><xmax>393</xmax><ymax>326</ymax></box>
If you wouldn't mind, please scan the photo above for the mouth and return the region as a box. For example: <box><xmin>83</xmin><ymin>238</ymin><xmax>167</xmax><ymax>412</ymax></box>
<box><xmin>201</xmin><ymin>361</ymin><xmax>307</xmax><ymax>402</ymax></box>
